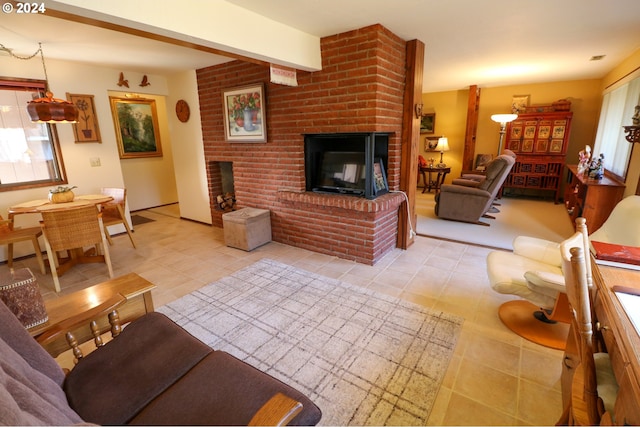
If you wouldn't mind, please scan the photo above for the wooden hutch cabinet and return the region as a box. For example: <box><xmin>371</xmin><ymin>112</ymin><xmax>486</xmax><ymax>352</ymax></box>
<box><xmin>503</xmin><ymin>111</ymin><xmax>573</xmax><ymax>203</ymax></box>
<box><xmin>563</xmin><ymin>165</ymin><xmax>625</xmax><ymax>232</ymax></box>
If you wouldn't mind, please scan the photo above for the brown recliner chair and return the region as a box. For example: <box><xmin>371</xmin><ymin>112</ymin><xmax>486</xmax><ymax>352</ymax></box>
<box><xmin>0</xmin><ymin>295</ymin><xmax>321</xmax><ymax>426</ymax></box>
<box><xmin>434</xmin><ymin>153</ymin><xmax>515</xmax><ymax>225</ymax></box>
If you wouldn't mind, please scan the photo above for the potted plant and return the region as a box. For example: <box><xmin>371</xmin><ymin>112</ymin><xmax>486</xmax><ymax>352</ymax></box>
<box><xmin>48</xmin><ymin>185</ymin><xmax>77</xmax><ymax>203</ymax></box>
<box><xmin>75</xmin><ymin>99</ymin><xmax>92</xmax><ymax>138</ymax></box>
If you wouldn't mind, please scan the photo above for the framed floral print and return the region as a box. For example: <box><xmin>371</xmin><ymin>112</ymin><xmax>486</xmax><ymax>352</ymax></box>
<box><xmin>67</xmin><ymin>93</ymin><xmax>101</xmax><ymax>143</ymax></box>
<box><xmin>109</xmin><ymin>96</ymin><xmax>163</xmax><ymax>159</ymax></box>
<box><xmin>222</xmin><ymin>83</ymin><xmax>267</xmax><ymax>142</ymax></box>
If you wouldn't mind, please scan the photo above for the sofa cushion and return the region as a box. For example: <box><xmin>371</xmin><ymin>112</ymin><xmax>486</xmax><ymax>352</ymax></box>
<box><xmin>128</xmin><ymin>350</ymin><xmax>322</xmax><ymax>426</ymax></box>
<box><xmin>64</xmin><ymin>312</ymin><xmax>212</xmax><ymax>425</ymax></box>
<box><xmin>0</xmin><ymin>299</ymin><xmax>83</xmax><ymax>425</ymax></box>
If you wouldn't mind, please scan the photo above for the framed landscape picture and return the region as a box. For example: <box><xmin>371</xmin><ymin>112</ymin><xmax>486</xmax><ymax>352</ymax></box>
<box><xmin>109</xmin><ymin>97</ymin><xmax>163</xmax><ymax>159</ymax></box>
<box><xmin>420</xmin><ymin>113</ymin><xmax>435</xmax><ymax>134</ymax></box>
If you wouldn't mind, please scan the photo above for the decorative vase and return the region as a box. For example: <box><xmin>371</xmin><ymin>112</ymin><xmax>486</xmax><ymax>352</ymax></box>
<box><xmin>242</xmin><ymin>107</ymin><xmax>255</xmax><ymax>132</ymax></box>
<box><xmin>49</xmin><ymin>190</ymin><xmax>75</xmax><ymax>204</ymax></box>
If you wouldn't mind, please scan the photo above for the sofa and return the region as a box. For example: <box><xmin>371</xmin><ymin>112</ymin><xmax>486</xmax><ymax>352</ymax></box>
<box><xmin>0</xmin><ymin>296</ymin><xmax>322</xmax><ymax>425</ymax></box>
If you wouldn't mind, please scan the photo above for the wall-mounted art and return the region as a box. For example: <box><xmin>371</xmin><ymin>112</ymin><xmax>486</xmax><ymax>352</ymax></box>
<box><xmin>222</xmin><ymin>83</ymin><xmax>267</xmax><ymax>142</ymax></box>
<box><xmin>67</xmin><ymin>93</ymin><xmax>101</xmax><ymax>143</ymax></box>
<box><xmin>512</xmin><ymin>94</ymin><xmax>530</xmax><ymax>113</ymax></box>
<box><xmin>420</xmin><ymin>113</ymin><xmax>435</xmax><ymax>134</ymax></box>
<box><xmin>109</xmin><ymin>96</ymin><xmax>162</xmax><ymax>159</ymax></box>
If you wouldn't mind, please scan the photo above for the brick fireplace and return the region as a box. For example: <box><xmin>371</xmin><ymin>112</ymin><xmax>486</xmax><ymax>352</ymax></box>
<box><xmin>197</xmin><ymin>24</ymin><xmax>407</xmax><ymax>265</ymax></box>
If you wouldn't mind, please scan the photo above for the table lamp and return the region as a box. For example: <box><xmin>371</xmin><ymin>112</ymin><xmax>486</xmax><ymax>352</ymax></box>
<box><xmin>436</xmin><ymin>137</ymin><xmax>450</xmax><ymax>167</ymax></box>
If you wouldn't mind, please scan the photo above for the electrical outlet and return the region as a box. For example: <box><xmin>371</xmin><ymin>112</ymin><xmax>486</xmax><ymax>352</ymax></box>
<box><xmin>90</xmin><ymin>157</ymin><xmax>101</xmax><ymax>167</ymax></box>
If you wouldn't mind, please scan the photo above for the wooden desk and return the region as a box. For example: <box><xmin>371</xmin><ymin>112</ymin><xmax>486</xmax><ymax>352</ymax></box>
<box><xmin>561</xmin><ymin>261</ymin><xmax>640</xmax><ymax>425</ymax></box>
<box><xmin>419</xmin><ymin>166</ymin><xmax>450</xmax><ymax>193</ymax></box>
<box><xmin>29</xmin><ymin>273</ymin><xmax>156</xmax><ymax>357</ymax></box>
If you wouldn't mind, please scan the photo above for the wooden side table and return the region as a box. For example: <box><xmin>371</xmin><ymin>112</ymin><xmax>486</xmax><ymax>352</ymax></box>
<box><xmin>29</xmin><ymin>273</ymin><xmax>156</xmax><ymax>357</ymax></box>
<box><xmin>419</xmin><ymin>166</ymin><xmax>451</xmax><ymax>193</ymax></box>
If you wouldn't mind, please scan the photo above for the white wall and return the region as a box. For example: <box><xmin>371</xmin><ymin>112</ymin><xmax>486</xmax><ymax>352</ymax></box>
<box><xmin>167</xmin><ymin>71</ymin><xmax>212</xmax><ymax>224</ymax></box>
<box><xmin>0</xmin><ymin>55</ymin><xmax>207</xmax><ymax>262</ymax></box>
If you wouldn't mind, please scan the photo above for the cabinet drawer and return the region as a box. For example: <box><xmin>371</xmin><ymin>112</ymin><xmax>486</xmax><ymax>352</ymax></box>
<box><xmin>594</xmin><ymin>290</ymin><xmax>626</xmax><ymax>381</ymax></box>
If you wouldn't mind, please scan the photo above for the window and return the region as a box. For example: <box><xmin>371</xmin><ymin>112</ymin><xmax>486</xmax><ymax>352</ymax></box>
<box><xmin>0</xmin><ymin>78</ymin><xmax>67</xmax><ymax>192</ymax></box>
<box><xmin>593</xmin><ymin>72</ymin><xmax>640</xmax><ymax>181</ymax></box>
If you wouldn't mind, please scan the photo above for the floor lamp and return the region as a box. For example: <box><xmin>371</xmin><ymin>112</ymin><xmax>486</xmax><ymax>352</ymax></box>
<box><xmin>491</xmin><ymin>114</ymin><xmax>518</xmax><ymax>155</ymax></box>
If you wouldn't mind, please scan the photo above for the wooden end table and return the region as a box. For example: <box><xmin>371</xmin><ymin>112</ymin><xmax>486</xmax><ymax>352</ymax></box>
<box><xmin>419</xmin><ymin>166</ymin><xmax>451</xmax><ymax>193</ymax></box>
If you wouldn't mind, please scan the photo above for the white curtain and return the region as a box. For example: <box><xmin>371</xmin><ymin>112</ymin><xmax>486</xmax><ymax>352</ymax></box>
<box><xmin>593</xmin><ymin>77</ymin><xmax>640</xmax><ymax>179</ymax></box>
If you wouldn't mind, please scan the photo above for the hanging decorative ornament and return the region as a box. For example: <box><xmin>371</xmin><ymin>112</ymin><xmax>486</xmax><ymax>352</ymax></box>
<box><xmin>0</xmin><ymin>42</ymin><xmax>78</xmax><ymax>123</ymax></box>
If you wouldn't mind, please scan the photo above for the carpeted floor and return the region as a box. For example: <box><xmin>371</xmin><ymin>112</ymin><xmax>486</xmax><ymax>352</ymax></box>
<box><xmin>416</xmin><ymin>193</ymin><xmax>574</xmax><ymax>250</ymax></box>
<box><xmin>158</xmin><ymin>259</ymin><xmax>464</xmax><ymax>426</ymax></box>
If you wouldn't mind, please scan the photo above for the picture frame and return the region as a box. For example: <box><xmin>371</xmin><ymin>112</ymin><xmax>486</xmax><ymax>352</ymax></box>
<box><xmin>424</xmin><ymin>136</ymin><xmax>442</xmax><ymax>151</ymax></box>
<box><xmin>222</xmin><ymin>83</ymin><xmax>267</xmax><ymax>142</ymax></box>
<box><xmin>420</xmin><ymin>113</ymin><xmax>435</xmax><ymax>134</ymax></box>
<box><xmin>372</xmin><ymin>157</ymin><xmax>389</xmax><ymax>196</ymax></box>
<box><xmin>512</xmin><ymin>94</ymin><xmax>530</xmax><ymax>114</ymax></box>
<box><xmin>109</xmin><ymin>96</ymin><xmax>163</xmax><ymax>159</ymax></box>
<box><xmin>66</xmin><ymin>93</ymin><xmax>101</xmax><ymax>143</ymax></box>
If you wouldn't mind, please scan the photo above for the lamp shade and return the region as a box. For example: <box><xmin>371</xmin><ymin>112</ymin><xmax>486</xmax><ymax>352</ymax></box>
<box><xmin>436</xmin><ymin>137</ymin><xmax>450</xmax><ymax>152</ymax></box>
<box><xmin>27</xmin><ymin>92</ymin><xmax>78</xmax><ymax>123</ymax></box>
<box><xmin>491</xmin><ymin>114</ymin><xmax>518</xmax><ymax>124</ymax></box>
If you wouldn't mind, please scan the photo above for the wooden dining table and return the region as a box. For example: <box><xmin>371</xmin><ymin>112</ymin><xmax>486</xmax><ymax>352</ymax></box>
<box><xmin>7</xmin><ymin>194</ymin><xmax>114</xmax><ymax>276</ymax></box>
<box><xmin>8</xmin><ymin>194</ymin><xmax>114</xmax><ymax>223</ymax></box>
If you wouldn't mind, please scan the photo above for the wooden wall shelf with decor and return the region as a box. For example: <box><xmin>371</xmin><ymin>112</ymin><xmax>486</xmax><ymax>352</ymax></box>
<box><xmin>502</xmin><ymin>111</ymin><xmax>573</xmax><ymax>203</ymax></box>
<box><xmin>563</xmin><ymin>165</ymin><xmax>625</xmax><ymax>232</ymax></box>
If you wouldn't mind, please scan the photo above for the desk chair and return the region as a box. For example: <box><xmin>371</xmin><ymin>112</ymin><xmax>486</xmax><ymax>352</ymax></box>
<box><xmin>40</xmin><ymin>205</ymin><xmax>113</xmax><ymax>293</ymax></box>
<box><xmin>100</xmin><ymin>187</ymin><xmax>136</xmax><ymax>248</ymax></box>
<box><xmin>487</xmin><ymin>218</ymin><xmax>590</xmax><ymax>350</ymax></box>
<box><xmin>0</xmin><ymin>215</ymin><xmax>46</xmax><ymax>274</ymax></box>
<box><xmin>558</xmin><ymin>245</ymin><xmax>617</xmax><ymax>425</ymax></box>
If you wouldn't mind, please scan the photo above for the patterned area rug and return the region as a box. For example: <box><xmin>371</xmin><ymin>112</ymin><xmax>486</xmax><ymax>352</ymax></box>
<box><xmin>158</xmin><ymin>259</ymin><xmax>463</xmax><ymax>426</ymax></box>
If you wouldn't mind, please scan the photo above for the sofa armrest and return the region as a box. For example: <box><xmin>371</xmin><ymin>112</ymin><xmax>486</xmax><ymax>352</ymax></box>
<box><xmin>513</xmin><ymin>236</ymin><xmax>561</xmax><ymax>266</ymax></box>
<box><xmin>249</xmin><ymin>393</ymin><xmax>303</xmax><ymax>426</ymax></box>
<box><xmin>451</xmin><ymin>178</ymin><xmax>481</xmax><ymax>188</ymax></box>
<box><xmin>439</xmin><ymin>183</ymin><xmax>490</xmax><ymax>197</ymax></box>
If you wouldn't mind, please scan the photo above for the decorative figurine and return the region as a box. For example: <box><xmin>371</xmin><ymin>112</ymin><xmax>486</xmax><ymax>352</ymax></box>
<box><xmin>577</xmin><ymin>145</ymin><xmax>591</xmax><ymax>176</ymax></box>
<box><xmin>588</xmin><ymin>153</ymin><xmax>604</xmax><ymax>180</ymax></box>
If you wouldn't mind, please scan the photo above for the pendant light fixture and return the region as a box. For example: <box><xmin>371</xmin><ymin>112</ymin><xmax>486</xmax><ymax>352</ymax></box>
<box><xmin>1</xmin><ymin>42</ymin><xmax>78</xmax><ymax>123</ymax></box>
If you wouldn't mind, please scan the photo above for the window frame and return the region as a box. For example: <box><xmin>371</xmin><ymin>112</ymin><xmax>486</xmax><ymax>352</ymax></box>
<box><xmin>0</xmin><ymin>76</ymin><xmax>69</xmax><ymax>193</ymax></box>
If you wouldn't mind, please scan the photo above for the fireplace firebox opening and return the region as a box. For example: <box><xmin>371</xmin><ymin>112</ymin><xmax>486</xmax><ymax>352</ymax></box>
<box><xmin>304</xmin><ymin>132</ymin><xmax>390</xmax><ymax>199</ymax></box>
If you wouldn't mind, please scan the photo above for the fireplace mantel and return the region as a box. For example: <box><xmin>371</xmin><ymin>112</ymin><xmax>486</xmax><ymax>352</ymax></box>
<box><xmin>277</xmin><ymin>190</ymin><xmax>404</xmax><ymax>213</ymax></box>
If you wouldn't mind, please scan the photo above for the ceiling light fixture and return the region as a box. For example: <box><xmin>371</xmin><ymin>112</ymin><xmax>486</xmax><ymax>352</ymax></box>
<box><xmin>0</xmin><ymin>42</ymin><xmax>78</xmax><ymax>123</ymax></box>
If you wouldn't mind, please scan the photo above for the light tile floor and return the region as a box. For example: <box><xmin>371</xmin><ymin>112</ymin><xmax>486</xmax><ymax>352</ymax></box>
<box><xmin>3</xmin><ymin>203</ymin><xmax>565</xmax><ymax>426</ymax></box>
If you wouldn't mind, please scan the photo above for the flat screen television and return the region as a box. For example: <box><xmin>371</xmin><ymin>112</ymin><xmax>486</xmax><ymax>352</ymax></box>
<box><xmin>314</xmin><ymin>151</ymin><xmax>366</xmax><ymax>196</ymax></box>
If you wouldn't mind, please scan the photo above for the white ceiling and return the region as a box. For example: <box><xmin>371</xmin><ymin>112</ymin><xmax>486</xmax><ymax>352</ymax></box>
<box><xmin>2</xmin><ymin>0</ymin><xmax>640</xmax><ymax>92</ymax></box>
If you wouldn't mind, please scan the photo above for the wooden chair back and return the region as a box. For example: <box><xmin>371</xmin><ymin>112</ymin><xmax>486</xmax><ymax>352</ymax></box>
<box><xmin>100</xmin><ymin>187</ymin><xmax>136</xmax><ymax>248</ymax></box>
<box><xmin>560</xmin><ymin>242</ymin><xmax>607</xmax><ymax>425</ymax></box>
<box><xmin>40</xmin><ymin>205</ymin><xmax>113</xmax><ymax>292</ymax></box>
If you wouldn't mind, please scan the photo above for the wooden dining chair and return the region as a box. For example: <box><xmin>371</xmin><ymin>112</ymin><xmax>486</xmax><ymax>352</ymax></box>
<box><xmin>40</xmin><ymin>205</ymin><xmax>114</xmax><ymax>293</ymax></box>
<box><xmin>559</xmin><ymin>242</ymin><xmax>618</xmax><ymax>425</ymax></box>
<box><xmin>0</xmin><ymin>214</ymin><xmax>46</xmax><ymax>274</ymax></box>
<box><xmin>100</xmin><ymin>187</ymin><xmax>136</xmax><ymax>248</ymax></box>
